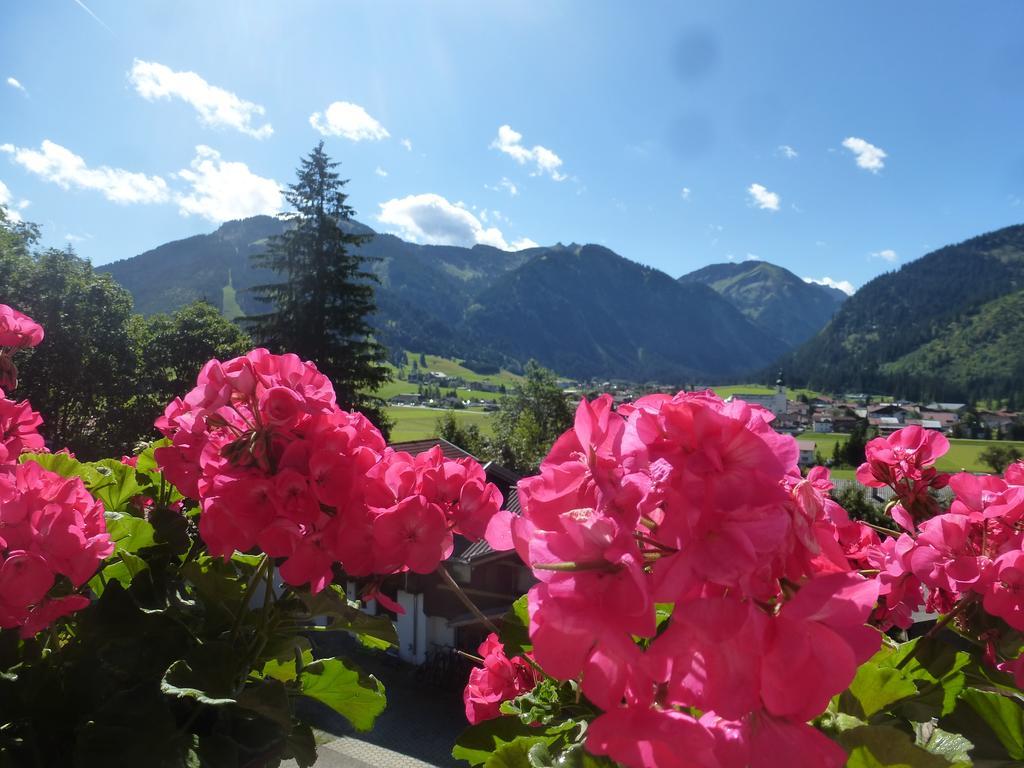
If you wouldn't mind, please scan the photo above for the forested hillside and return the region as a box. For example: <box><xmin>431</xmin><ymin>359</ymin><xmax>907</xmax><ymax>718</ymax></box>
<box><xmin>783</xmin><ymin>224</ymin><xmax>1024</xmax><ymax>400</ymax></box>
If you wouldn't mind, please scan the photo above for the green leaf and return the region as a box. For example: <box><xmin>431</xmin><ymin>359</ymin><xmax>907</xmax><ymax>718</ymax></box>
<box><xmin>20</xmin><ymin>451</ymin><xmax>104</xmax><ymax>485</ymax></box>
<box><xmin>840</xmin><ymin>725</ymin><xmax>959</xmax><ymax>767</ymax></box>
<box><xmin>297</xmin><ymin>586</ymin><xmax>398</xmax><ymax>647</ymax></box>
<box><xmin>483</xmin><ymin>737</ymin><xmax>551</xmax><ymax>768</ymax></box>
<box><xmin>231</xmin><ymin>552</ymin><xmax>265</xmax><ymax>568</ymax></box>
<box><xmin>88</xmin><ymin>459</ymin><xmax>149</xmax><ymax>511</ymax></box>
<box><xmin>285</xmin><ymin>723</ymin><xmax>318</xmax><ymax>768</ymax></box>
<box><xmin>501</xmin><ymin>595</ymin><xmax>532</xmax><ymax>657</ymax></box>
<box><xmin>236</xmin><ymin>678</ymin><xmax>292</xmax><ymax>727</ymax></box>
<box><xmin>181</xmin><ymin>557</ymin><xmax>245</xmax><ymax>608</ymax></box>
<box><xmin>91</xmin><ymin>550</ymin><xmax>149</xmax><ymax>594</ymax></box>
<box><xmin>20</xmin><ymin>452</ymin><xmax>154</xmax><ymax>512</ymax></box>
<box><xmin>261</xmin><ymin>649</ymin><xmax>314</xmax><ymax>683</ymax></box>
<box><xmin>298</xmin><ymin>657</ymin><xmax>386</xmax><ymax>732</ymax></box>
<box><xmin>453</xmin><ymin>717</ymin><xmax>559</xmax><ymax>767</ymax></box>
<box><xmin>135</xmin><ymin>440</ymin><xmax>186</xmax><ymax>504</ymax></box>
<box><xmin>104</xmin><ymin>510</ymin><xmax>157</xmax><ymax>553</ymax></box>
<box><xmin>148</xmin><ymin>505</ymin><xmax>190</xmax><ymax>553</ymax></box>
<box><xmin>357</xmin><ymin>633</ymin><xmax>393</xmax><ymax>651</ymax></box>
<box><xmin>843</xmin><ymin>661</ymin><xmax>919</xmax><ymax>718</ymax></box>
<box><xmin>956</xmin><ymin>688</ymin><xmax>1024</xmax><ymax>759</ymax></box>
<box><xmin>161</xmin><ymin>660</ymin><xmax>236</xmax><ymax>706</ymax></box>
<box><xmin>879</xmin><ymin>637</ymin><xmax>971</xmax><ymax>718</ymax></box>
<box><xmin>914</xmin><ymin>722</ymin><xmax>973</xmax><ymax>766</ymax></box>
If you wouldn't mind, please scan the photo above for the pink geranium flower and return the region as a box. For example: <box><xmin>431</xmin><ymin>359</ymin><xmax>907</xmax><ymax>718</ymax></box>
<box><xmin>462</xmin><ymin>633</ymin><xmax>537</xmax><ymax>724</ymax></box>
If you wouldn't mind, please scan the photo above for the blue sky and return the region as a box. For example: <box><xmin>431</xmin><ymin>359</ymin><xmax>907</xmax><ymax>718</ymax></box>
<box><xmin>2</xmin><ymin>2</ymin><xmax>1024</xmax><ymax>294</ymax></box>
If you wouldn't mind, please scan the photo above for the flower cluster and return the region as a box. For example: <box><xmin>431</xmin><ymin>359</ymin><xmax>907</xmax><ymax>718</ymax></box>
<box><xmin>490</xmin><ymin>392</ymin><xmax>881</xmax><ymax>768</ymax></box>
<box><xmin>854</xmin><ymin>429</ymin><xmax>1024</xmax><ymax>683</ymax></box>
<box><xmin>856</xmin><ymin>426</ymin><xmax>950</xmax><ymax>530</ymax></box>
<box><xmin>0</xmin><ymin>306</ymin><xmax>110</xmax><ymax>637</ymax></box>
<box><xmin>0</xmin><ymin>390</ymin><xmax>44</xmax><ymax>464</ymax></box>
<box><xmin>155</xmin><ymin>348</ymin><xmax>505</xmax><ymax>594</ymax></box>
<box><xmin>0</xmin><ymin>461</ymin><xmax>113</xmax><ymax>636</ymax></box>
<box><xmin>0</xmin><ymin>303</ymin><xmax>44</xmax><ymax>391</ymax></box>
<box><xmin>463</xmin><ymin>633</ymin><xmax>538</xmax><ymax>724</ymax></box>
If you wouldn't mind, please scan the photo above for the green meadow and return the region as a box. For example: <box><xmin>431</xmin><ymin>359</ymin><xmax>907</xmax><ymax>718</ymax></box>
<box><xmin>385</xmin><ymin>406</ymin><xmax>494</xmax><ymax>443</ymax></box>
<box><xmin>796</xmin><ymin>431</ymin><xmax>1024</xmax><ymax>474</ymax></box>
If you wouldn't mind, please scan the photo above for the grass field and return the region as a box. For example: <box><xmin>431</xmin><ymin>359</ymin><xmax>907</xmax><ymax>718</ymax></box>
<box><xmin>412</xmin><ymin>352</ymin><xmax>522</xmax><ymax>386</ymax></box>
<box><xmin>373</xmin><ymin>379</ymin><xmax>502</xmax><ymax>402</ymax></box>
<box><xmin>371</xmin><ymin>352</ymin><xmax>521</xmax><ymax>404</ymax></box>
<box><xmin>796</xmin><ymin>431</ymin><xmax>1024</xmax><ymax>474</ymax></box>
<box><xmin>385</xmin><ymin>406</ymin><xmax>494</xmax><ymax>442</ymax></box>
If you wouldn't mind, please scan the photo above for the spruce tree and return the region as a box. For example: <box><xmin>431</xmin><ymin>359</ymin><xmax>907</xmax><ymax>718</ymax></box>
<box><xmin>247</xmin><ymin>142</ymin><xmax>390</xmax><ymax>426</ymax></box>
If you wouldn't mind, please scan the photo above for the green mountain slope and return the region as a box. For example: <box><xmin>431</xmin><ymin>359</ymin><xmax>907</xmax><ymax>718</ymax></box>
<box><xmin>679</xmin><ymin>261</ymin><xmax>847</xmax><ymax>346</ymax></box>
<box><xmin>783</xmin><ymin>223</ymin><xmax>1024</xmax><ymax>399</ymax></box>
<box><xmin>882</xmin><ymin>290</ymin><xmax>1024</xmax><ymax>401</ymax></box>
<box><xmin>462</xmin><ymin>244</ymin><xmax>790</xmax><ymax>380</ymax></box>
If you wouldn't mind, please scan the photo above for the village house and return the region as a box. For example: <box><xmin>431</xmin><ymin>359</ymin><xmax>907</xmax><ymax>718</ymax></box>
<box><xmin>796</xmin><ymin>439</ymin><xmax>817</xmax><ymax>467</ymax></box>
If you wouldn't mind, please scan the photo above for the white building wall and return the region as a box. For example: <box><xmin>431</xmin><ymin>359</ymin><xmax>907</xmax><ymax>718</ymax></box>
<box><xmin>396</xmin><ymin>590</ymin><xmax>427</xmax><ymax>664</ymax></box>
<box><xmin>427</xmin><ymin>615</ymin><xmax>456</xmax><ymax>650</ymax></box>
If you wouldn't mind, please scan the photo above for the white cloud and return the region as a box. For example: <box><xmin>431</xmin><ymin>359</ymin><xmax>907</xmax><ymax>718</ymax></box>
<box><xmin>743</xmin><ymin>253</ymin><xmax>762</xmax><ymax>262</ymax></box>
<box><xmin>374</xmin><ymin>166</ymin><xmax>388</xmax><ymax>177</ymax></box>
<box><xmin>747</xmin><ymin>182</ymin><xmax>780</xmax><ymax>211</ymax></box>
<box><xmin>842</xmin><ymin>136</ymin><xmax>886</xmax><ymax>173</ymax></box>
<box><xmin>778</xmin><ymin>144</ymin><xmax>798</xmax><ymax>159</ymax></box>
<box><xmin>485</xmin><ymin>177</ymin><xmax>519</xmax><ymax>196</ymax></box>
<box><xmin>377</xmin><ymin>192</ymin><xmax>535</xmax><ymax>251</ymax></box>
<box><xmin>3</xmin><ymin>140</ymin><xmax>169</xmax><ymax>204</ymax></box>
<box><xmin>309</xmin><ymin>101</ymin><xmax>389</xmax><ymax>141</ymax></box>
<box><xmin>491</xmin><ymin>124</ymin><xmax>566</xmax><ymax>181</ymax></box>
<box><xmin>803</xmin><ymin>276</ymin><xmax>855</xmax><ymax>296</ymax></box>
<box><xmin>64</xmin><ymin>233</ymin><xmax>91</xmax><ymax>243</ymax></box>
<box><xmin>6</xmin><ymin>77</ymin><xmax>26</xmax><ymax>94</ymax></box>
<box><xmin>0</xmin><ymin>180</ymin><xmax>28</xmax><ymax>222</ymax></box>
<box><xmin>129</xmin><ymin>59</ymin><xmax>272</xmax><ymax>139</ymax></box>
<box><xmin>871</xmin><ymin>248</ymin><xmax>898</xmax><ymax>262</ymax></box>
<box><xmin>175</xmin><ymin>145</ymin><xmax>282</xmax><ymax>223</ymax></box>
<box><xmin>681</xmin><ymin>187</ymin><xmax>692</xmax><ymax>201</ymax></box>
<box><xmin>400</xmin><ymin>138</ymin><xmax>413</xmax><ymax>151</ymax></box>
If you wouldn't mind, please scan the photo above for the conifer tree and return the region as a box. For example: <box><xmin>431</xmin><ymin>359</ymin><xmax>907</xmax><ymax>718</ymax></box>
<box><xmin>247</xmin><ymin>142</ymin><xmax>390</xmax><ymax>426</ymax></box>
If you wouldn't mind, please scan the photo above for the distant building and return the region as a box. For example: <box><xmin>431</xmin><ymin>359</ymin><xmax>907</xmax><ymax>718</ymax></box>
<box><xmin>925</xmin><ymin>402</ymin><xmax>967</xmax><ymax>413</ymax></box>
<box><xmin>389</xmin><ymin>393</ymin><xmax>423</xmax><ymax>406</ymax></box>
<box><xmin>812</xmin><ymin>415</ymin><xmax>834</xmax><ymax>433</ymax></box>
<box><xmin>796</xmin><ymin>440</ymin><xmax>817</xmax><ymax>467</ymax></box>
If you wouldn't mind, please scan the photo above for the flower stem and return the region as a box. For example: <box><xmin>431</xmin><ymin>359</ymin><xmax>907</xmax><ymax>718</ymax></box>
<box><xmin>863</xmin><ymin>521</ymin><xmax>902</xmax><ymax>538</ymax></box>
<box><xmin>896</xmin><ymin>595</ymin><xmax>976</xmax><ymax>669</ymax></box>
<box><xmin>229</xmin><ymin>554</ymin><xmax>270</xmax><ymax>643</ymax></box>
<box><xmin>436</xmin><ymin>564</ymin><xmax>501</xmax><ymax>634</ymax></box>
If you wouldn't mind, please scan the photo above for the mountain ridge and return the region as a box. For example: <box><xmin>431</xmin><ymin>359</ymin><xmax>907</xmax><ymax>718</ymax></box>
<box><xmin>678</xmin><ymin>260</ymin><xmax>847</xmax><ymax>347</ymax></box>
<box><xmin>100</xmin><ymin>216</ymin><xmax>842</xmax><ymax>382</ymax></box>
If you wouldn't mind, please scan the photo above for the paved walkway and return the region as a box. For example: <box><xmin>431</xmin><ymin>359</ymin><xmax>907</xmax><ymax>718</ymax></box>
<box><xmin>284</xmin><ymin>637</ymin><xmax>466</xmax><ymax>767</ymax></box>
<box><xmin>284</xmin><ymin>735</ymin><xmax>443</xmax><ymax>767</ymax></box>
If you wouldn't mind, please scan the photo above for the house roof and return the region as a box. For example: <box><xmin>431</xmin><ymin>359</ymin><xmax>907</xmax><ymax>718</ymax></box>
<box><xmin>449</xmin><ymin>488</ymin><xmax>521</xmax><ymax>565</ymax></box>
<box><xmin>389</xmin><ymin>437</ymin><xmax>475</xmax><ymax>460</ymax></box>
<box><xmin>796</xmin><ymin>440</ymin><xmax>816</xmax><ymax>451</ymax></box>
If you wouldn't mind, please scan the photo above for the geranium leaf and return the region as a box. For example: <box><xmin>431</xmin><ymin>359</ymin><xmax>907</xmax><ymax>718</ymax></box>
<box><xmin>841</xmin><ymin>725</ymin><xmax>958</xmax><ymax>767</ymax></box>
<box><xmin>298</xmin><ymin>657</ymin><xmax>386</xmax><ymax>732</ymax></box>
<box><xmin>843</xmin><ymin>661</ymin><xmax>919</xmax><ymax>718</ymax></box>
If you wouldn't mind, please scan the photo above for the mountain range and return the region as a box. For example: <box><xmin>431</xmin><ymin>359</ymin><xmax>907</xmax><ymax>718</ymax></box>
<box><xmin>99</xmin><ymin>216</ymin><xmax>844</xmax><ymax>382</ymax></box>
